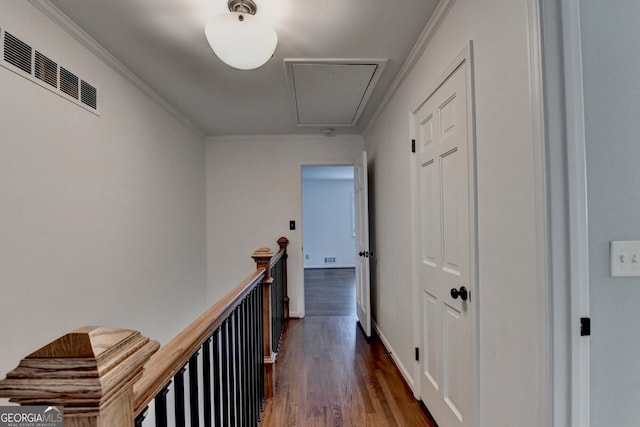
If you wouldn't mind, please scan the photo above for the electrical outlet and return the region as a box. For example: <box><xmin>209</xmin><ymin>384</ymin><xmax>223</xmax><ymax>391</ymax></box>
<box><xmin>610</xmin><ymin>241</ymin><xmax>640</xmax><ymax>277</ymax></box>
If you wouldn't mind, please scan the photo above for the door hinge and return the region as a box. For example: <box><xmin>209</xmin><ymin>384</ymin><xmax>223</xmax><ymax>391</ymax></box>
<box><xmin>411</xmin><ymin>139</ymin><xmax>416</xmax><ymax>153</ymax></box>
<box><xmin>580</xmin><ymin>317</ymin><xmax>591</xmax><ymax>336</ymax></box>
<box><xmin>415</xmin><ymin>347</ymin><xmax>419</xmax><ymax>362</ymax></box>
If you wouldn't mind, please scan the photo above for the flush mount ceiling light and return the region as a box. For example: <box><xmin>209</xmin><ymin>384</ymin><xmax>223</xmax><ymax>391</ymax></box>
<box><xmin>205</xmin><ymin>0</ymin><xmax>278</xmax><ymax>70</ymax></box>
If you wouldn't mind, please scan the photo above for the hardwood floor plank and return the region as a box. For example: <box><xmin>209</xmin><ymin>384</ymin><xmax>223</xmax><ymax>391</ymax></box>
<box><xmin>305</xmin><ymin>268</ymin><xmax>356</xmax><ymax>316</ymax></box>
<box><xmin>260</xmin><ymin>269</ymin><xmax>436</xmax><ymax>427</ymax></box>
<box><xmin>260</xmin><ymin>317</ymin><xmax>436</xmax><ymax>426</ymax></box>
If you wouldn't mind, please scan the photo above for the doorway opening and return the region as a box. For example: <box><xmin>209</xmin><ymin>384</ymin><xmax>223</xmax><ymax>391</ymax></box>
<box><xmin>301</xmin><ymin>165</ymin><xmax>356</xmax><ymax>317</ymax></box>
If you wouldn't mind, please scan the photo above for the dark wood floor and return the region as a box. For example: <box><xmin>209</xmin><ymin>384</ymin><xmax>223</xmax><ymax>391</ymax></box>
<box><xmin>304</xmin><ymin>268</ymin><xmax>356</xmax><ymax>316</ymax></box>
<box><xmin>260</xmin><ymin>268</ymin><xmax>437</xmax><ymax>427</ymax></box>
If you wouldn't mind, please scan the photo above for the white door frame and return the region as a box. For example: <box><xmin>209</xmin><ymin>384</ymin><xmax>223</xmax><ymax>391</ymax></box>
<box><xmin>298</xmin><ymin>161</ymin><xmax>355</xmax><ymax>318</ymax></box>
<box><xmin>410</xmin><ymin>43</ymin><xmax>479</xmax><ymax>425</ymax></box>
<box><xmin>538</xmin><ymin>0</ymin><xmax>590</xmax><ymax>425</ymax></box>
<box><xmin>515</xmin><ymin>0</ymin><xmax>591</xmax><ymax>424</ymax></box>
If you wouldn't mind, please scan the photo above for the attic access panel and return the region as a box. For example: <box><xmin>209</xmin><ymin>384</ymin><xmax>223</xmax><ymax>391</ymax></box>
<box><xmin>285</xmin><ymin>59</ymin><xmax>387</xmax><ymax>127</ymax></box>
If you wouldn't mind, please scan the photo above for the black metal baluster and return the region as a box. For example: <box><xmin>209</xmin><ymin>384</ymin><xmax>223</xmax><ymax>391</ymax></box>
<box><xmin>233</xmin><ymin>305</ymin><xmax>242</xmax><ymax>426</ymax></box>
<box><xmin>174</xmin><ymin>366</ymin><xmax>187</xmax><ymax>427</ymax></box>
<box><xmin>279</xmin><ymin>259</ymin><xmax>284</xmax><ymax>346</ymax></box>
<box><xmin>154</xmin><ymin>382</ymin><xmax>171</xmax><ymax>427</ymax></box>
<box><xmin>272</xmin><ymin>262</ymin><xmax>279</xmax><ymax>352</ymax></box>
<box><xmin>278</xmin><ymin>261</ymin><xmax>283</xmax><ymax>349</ymax></box>
<box><xmin>250</xmin><ymin>287</ymin><xmax>257</xmax><ymax>425</ymax></box>
<box><xmin>249</xmin><ymin>285</ymin><xmax>258</xmax><ymax>420</ymax></box>
<box><xmin>189</xmin><ymin>352</ymin><xmax>200</xmax><ymax>427</ymax></box>
<box><xmin>212</xmin><ymin>329</ymin><xmax>222</xmax><ymax>427</ymax></box>
<box><xmin>241</xmin><ymin>299</ymin><xmax>250</xmax><ymax>427</ymax></box>
<box><xmin>254</xmin><ymin>285</ymin><xmax>261</xmax><ymax>423</ymax></box>
<box><xmin>229</xmin><ymin>312</ymin><xmax>237</xmax><ymax>427</ymax></box>
<box><xmin>253</xmin><ymin>286</ymin><xmax>261</xmax><ymax>424</ymax></box>
<box><xmin>203</xmin><ymin>338</ymin><xmax>213</xmax><ymax>427</ymax></box>
<box><xmin>135</xmin><ymin>407</ymin><xmax>147</xmax><ymax>427</ymax></box>
<box><xmin>258</xmin><ymin>282</ymin><xmax>265</xmax><ymax>409</ymax></box>
<box><xmin>221</xmin><ymin>320</ymin><xmax>230</xmax><ymax>426</ymax></box>
<box><xmin>248</xmin><ymin>291</ymin><xmax>257</xmax><ymax>427</ymax></box>
<box><xmin>277</xmin><ymin>258</ymin><xmax>285</xmax><ymax>350</ymax></box>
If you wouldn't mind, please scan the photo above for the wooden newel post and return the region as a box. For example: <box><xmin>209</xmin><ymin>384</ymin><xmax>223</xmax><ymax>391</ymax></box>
<box><xmin>252</xmin><ymin>246</ymin><xmax>276</xmax><ymax>398</ymax></box>
<box><xmin>277</xmin><ymin>236</ymin><xmax>290</xmax><ymax>320</ymax></box>
<box><xmin>0</xmin><ymin>326</ymin><xmax>159</xmax><ymax>427</ymax></box>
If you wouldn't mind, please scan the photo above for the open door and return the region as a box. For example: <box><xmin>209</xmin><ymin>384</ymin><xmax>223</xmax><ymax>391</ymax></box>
<box><xmin>354</xmin><ymin>151</ymin><xmax>371</xmax><ymax>337</ymax></box>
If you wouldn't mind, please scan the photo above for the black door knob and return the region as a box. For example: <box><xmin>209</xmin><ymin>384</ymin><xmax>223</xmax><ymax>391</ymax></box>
<box><xmin>450</xmin><ymin>286</ymin><xmax>468</xmax><ymax>301</ymax></box>
<box><xmin>359</xmin><ymin>251</ymin><xmax>365</xmax><ymax>257</ymax></box>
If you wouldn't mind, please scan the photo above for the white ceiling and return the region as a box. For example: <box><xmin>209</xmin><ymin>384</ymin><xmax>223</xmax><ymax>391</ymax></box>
<box><xmin>47</xmin><ymin>0</ymin><xmax>438</xmax><ymax>137</ymax></box>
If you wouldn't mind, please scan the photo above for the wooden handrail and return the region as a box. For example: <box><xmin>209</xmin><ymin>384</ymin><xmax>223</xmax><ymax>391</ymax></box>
<box><xmin>0</xmin><ymin>237</ymin><xmax>290</xmax><ymax>426</ymax></box>
<box><xmin>270</xmin><ymin>244</ymin><xmax>286</xmax><ymax>267</ymax></box>
<box><xmin>132</xmin><ymin>268</ymin><xmax>265</xmax><ymax>416</ymax></box>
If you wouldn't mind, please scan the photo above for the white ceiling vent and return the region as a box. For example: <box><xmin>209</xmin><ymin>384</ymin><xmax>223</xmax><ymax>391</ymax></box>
<box><xmin>1</xmin><ymin>28</ymin><xmax>99</xmax><ymax>114</ymax></box>
<box><xmin>285</xmin><ymin>59</ymin><xmax>387</xmax><ymax>127</ymax></box>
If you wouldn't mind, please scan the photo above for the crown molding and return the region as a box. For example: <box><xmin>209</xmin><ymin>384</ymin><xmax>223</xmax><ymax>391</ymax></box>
<box><xmin>28</xmin><ymin>0</ymin><xmax>206</xmax><ymax>139</ymax></box>
<box><xmin>363</xmin><ymin>0</ymin><xmax>456</xmax><ymax>136</ymax></box>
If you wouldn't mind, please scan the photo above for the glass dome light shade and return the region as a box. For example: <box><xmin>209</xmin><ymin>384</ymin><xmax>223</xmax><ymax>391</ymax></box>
<box><xmin>205</xmin><ymin>12</ymin><xmax>277</xmax><ymax>70</ymax></box>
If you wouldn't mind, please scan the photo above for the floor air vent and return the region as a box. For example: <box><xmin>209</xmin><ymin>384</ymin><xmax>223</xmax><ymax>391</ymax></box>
<box><xmin>1</xmin><ymin>28</ymin><xmax>99</xmax><ymax>114</ymax></box>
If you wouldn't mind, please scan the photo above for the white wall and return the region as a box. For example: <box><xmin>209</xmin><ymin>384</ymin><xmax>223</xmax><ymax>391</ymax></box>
<box><xmin>302</xmin><ymin>178</ymin><xmax>355</xmax><ymax>268</ymax></box>
<box><xmin>205</xmin><ymin>135</ymin><xmax>363</xmax><ymax>316</ymax></box>
<box><xmin>0</xmin><ymin>1</ymin><xmax>207</xmax><ymax>384</ymax></box>
<box><xmin>364</xmin><ymin>0</ymin><xmax>544</xmax><ymax>425</ymax></box>
<box><xmin>581</xmin><ymin>0</ymin><xmax>640</xmax><ymax>424</ymax></box>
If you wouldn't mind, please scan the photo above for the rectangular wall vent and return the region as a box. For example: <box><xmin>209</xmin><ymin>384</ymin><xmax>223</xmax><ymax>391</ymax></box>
<box><xmin>0</xmin><ymin>28</ymin><xmax>99</xmax><ymax>114</ymax></box>
<box><xmin>4</xmin><ymin>32</ymin><xmax>32</xmax><ymax>74</ymax></box>
<box><xmin>324</xmin><ymin>257</ymin><xmax>336</xmax><ymax>263</ymax></box>
<box><xmin>34</xmin><ymin>51</ymin><xmax>57</xmax><ymax>87</ymax></box>
<box><xmin>81</xmin><ymin>80</ymin><xmax>97</xmax><ymax>109</ymax></box>
<box><xmin>60</xmin><ymin>66</ymin><xmax>79</xmax><ymax>99</ymax></box>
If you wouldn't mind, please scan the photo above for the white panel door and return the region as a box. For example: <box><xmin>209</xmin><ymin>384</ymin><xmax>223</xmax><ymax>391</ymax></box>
<box><xmin>415</xmin><ymin>61</ymin><xmax>476</xmax><ymax>427</ymax></box>
<box><xmin>354</xmin><ymin>151</ymin><xmax>371</xmax><ymax>337</ymax></box>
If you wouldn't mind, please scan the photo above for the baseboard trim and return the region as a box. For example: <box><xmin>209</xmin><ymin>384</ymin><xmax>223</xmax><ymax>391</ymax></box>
<box><xmin>372</xmin><ymin>320</ymin><xmax>415</xmax><ymax>393</ymax></box>
<box><xmin>304</xmin><ymin>265</ymin><xmax>356</xmax><ymax>269</ymax></box>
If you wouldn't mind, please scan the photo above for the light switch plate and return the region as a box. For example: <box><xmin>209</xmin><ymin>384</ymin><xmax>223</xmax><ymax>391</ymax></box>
<box><xmin>610</xmin><ymin>241</ymin><xmax>640</xmax><ymax>277</ymax></box>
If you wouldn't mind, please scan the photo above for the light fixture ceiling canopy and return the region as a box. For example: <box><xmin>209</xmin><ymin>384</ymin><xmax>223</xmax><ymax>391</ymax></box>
<box><xmin>204</xmin><ymin>0</ymin><xmax>277</xmax><ymax>71</ymax></box>
<box><xmin>228</xmin><ymin>0</ymin><xmax>257</xmax><ymax>14</ymax></box>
